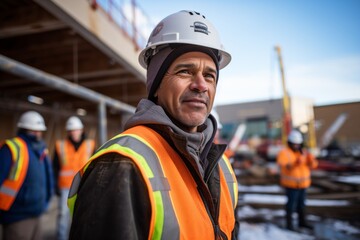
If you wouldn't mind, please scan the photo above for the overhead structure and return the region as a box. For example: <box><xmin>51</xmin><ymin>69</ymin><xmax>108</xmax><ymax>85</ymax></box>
<box><xmin>0</xmin><ymin>54</ymin><xmax>137</xmax><ymax>143</ymax></box>
<box><xmin>0</xmin><ymin>0</ymin><xmax>150</xmax><ymax>149</ymax></box>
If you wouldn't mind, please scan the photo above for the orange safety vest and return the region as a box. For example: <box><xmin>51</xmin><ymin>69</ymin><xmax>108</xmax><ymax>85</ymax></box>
<box><xmin>56</xmin><ymin>139</ymin><xmax>95</xmax><ymax>189</ymax></box>
<box><xmin>277</xmin><ymin>147</ymin><xmax>318</xmax><ymax>189</ymax></box>
<box><xmin>69</xmin><ymin>126</ymin><xmax>238</xmax><ymax>240</ymax></box>
<box><xmin>0</xmin><ymin>137</ymin><xmax>29</xmax><ymax>210</ymax></box>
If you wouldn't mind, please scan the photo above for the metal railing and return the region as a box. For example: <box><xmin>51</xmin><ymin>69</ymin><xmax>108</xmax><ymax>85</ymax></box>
<box><xmin>90</xmin><ymin>0</ymin><xmax>154</xmax><ymax>51</ymax></box>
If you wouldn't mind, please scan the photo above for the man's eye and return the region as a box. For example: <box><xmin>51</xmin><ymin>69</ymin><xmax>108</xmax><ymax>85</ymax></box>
<box><xmin>205</xmin><ymin>74</ymin><xmax>216</xmax><ymax>81</ymax></box>
<box><xmin>177</xmin><ymin>69</ymin><xmax>191</xmax><ymax>75</ymax></box>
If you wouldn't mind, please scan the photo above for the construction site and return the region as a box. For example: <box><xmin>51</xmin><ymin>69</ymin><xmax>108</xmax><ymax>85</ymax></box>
<box><xmin>1</xmin><ymin>1</ymin><xmax>359</xmax><ymax>240</ymax></box>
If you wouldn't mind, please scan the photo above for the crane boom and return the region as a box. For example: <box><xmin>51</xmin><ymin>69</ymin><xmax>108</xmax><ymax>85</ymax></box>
<box><xmin>275</xmin><ymin>46</ymin><xmax>292</xmax><ymax>144</ymax></box>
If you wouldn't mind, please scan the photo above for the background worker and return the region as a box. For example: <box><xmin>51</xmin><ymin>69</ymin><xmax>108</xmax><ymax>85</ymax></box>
<box><xmin>69</xmin><ymin>10</ymin><xmax>238</xmax><ymax>239</ymax></box>
<box><xmin>53</xmin><ymin>116</ymin><xmax>95</xmax><ymax>240</ymax></box>
<box><xmin>211</xmin><ymin>108</ymin><xmax>234</xmax><ymax>159</ymax></box>
<box><xmin>277</xmin><ymin>129</ymin><xmax>318</xmax><ymax>231</ymax></box>
<box><xmin>0</xmin><ymin>111</ymin><xmax>54</xmax><ymax>240</ymax></box>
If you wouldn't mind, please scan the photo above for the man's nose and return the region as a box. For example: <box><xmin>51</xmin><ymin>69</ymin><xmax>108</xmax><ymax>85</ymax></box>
<box><xmin>190</xmin><ymin>73</ymin><xmax>208</xmax><ymax>92</ymax></box>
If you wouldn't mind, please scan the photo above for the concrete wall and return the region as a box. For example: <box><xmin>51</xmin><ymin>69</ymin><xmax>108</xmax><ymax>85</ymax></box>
<box><xmin>314</xmin><ymin>101</ymin><xmax>360</xmax><ymax>148</ymax></box>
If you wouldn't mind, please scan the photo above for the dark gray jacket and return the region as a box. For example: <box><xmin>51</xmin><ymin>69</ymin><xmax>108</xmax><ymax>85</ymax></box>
<box><xmin>69</xmin><ymin>99</ymin><xmax>238</xmax><ymax>239</ymax></box>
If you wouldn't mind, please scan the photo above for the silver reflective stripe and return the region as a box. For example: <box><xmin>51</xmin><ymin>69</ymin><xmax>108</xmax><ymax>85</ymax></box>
<box><xmin>60</xmin><ymin>170</ymin><xmax>76</xmax><ymax>177</ymax></box>
<box><xmin>68</xmin><ymin>172</ymin><xmax>81</xmax><ymax>198</ymax></box>
<box><xmin>0</xmin><ymin>185</ymin><xmax>17</xmax><ymax>197</ymax></box>
<box><xmin>107</xmin><ymin>135</ymin><xmax>180</xmax><ymax>240</ymax></box>
<box><xmin>150</xmin><ymin>177</ymin><xmax>170</xmax><ymax>191</ymax></box>
<box><xmin>219</xmin><ymin>158</ymin><xmax>236</xmax><ymax>208</ymax></box>
<box><xmin>281</xmin><ymin>174</ymin><xmax>310</xmax><ymax>183</ymax></box>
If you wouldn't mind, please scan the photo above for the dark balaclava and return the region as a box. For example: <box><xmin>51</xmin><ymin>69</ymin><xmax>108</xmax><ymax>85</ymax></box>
<box><xmin>146</xmin><ymin>44</ymin><xmax>220</xmax><ymax>102</ymax></box>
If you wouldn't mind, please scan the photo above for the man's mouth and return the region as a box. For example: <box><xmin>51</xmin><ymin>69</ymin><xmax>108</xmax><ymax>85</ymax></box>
<box><xmin>183</xmin><ymin>98</ymin><xmax>207</xmax><ymax>107</ymax></box>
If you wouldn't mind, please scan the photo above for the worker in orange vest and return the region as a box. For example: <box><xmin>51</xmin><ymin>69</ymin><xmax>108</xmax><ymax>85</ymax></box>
<box><xmin>68</xmin><ymin>10</ymin><xmax>239</xmax><ymax>239</ymax></box>
<box><xmin>277</xmin><ymin>129</ymin><xmax>318</xmax><ymax>231</ymax></box>
<box><xmin>0</xmin><ymin>111</ymin><xmax>54</xmax><ymax>240</ymax></box>
<box><xmin>53</xmin><ymin>116</ymin><xmax>95</xmax><ymax>240</ymax></box>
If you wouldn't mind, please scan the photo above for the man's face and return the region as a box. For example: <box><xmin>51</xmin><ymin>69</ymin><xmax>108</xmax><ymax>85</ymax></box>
<box><xmin>290</xmin><ymin>143</ymin><xmax>301</xmax><ymax>152</ymax></box>
<box><xmin>155</xmin><ymin>52</ymin><xmax>217</xmax><ymax>133</ymax></box>
<box><xmin>27</xmin><ymin>130</ymin><xmax>43</xmax><ymax>141</ymax></box>
<box><xmin>68</xmin><ymin>129</ymin><xmax>83</xmax><ymax>142</ymax></box>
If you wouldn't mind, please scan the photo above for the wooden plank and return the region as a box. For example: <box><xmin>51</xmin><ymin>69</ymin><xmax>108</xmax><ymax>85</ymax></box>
<box><xmin>308</xmin><ymin>191</ymin><xmax>360</xmax><ymax>200</ymax></box>
<box><xmin>311</xmin><ymin>179</ymin><xmax>352</xmax><ymax>192</ymax></box>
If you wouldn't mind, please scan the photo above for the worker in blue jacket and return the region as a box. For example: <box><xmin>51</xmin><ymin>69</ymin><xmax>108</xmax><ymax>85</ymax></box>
<box><xmin>0</xmin><ymin>111</ymin><xmax>54</xmax><ymax>240</ymax></box>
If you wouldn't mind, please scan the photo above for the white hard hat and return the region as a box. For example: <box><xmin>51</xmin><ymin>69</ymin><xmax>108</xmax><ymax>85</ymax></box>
<box><xmin>17</xmin><ymin>111</ymin><xmax>47</xmax><ymax>131</ymax></box>
<box><xmin>139</xmin><ymin>10</ymin><xmax>231</xmax><ymax>69</ymax></box>
<box><xmin>66</xmin><ymin>116</ymin><xmax>83</xmax><ymax>131</ymax></box>
<box><xmin>288</xmin><ymin>130</ymin><xmax>303</xmax><ymax>144</ymax></box>
<box><xmin>211</xmin><ymin>109</ymin><xmax>223</xmax><ymax>129</ymax></box>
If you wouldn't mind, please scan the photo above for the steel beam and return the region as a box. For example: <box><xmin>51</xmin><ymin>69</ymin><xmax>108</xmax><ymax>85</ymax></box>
<box><xmin>0</xmin><ymin>54</ymin><xmax>136</xmax><ymax>144</ymax></box>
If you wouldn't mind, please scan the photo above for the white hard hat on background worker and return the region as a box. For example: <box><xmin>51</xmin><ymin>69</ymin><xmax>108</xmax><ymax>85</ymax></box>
<box><xmin>66</xmin><ymin>116</ymin><xmax>84</xmax><ymax>131</ymax></box>
<box><xmin>17</xmin><ymin>111</ymin><xmax>47</xmax><ymax>131</ymax></box>
<box><xmin>287</xmin><ymin>130</ymin><xmax>303</xmax><ymax>144</ymax></box>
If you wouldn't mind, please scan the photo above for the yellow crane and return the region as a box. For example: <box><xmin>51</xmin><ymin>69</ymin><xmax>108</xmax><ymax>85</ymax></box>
<box><xmin>275</xmin><ymin>46</ymin><xmax>292</xmax><ymax>145</ymax></box>
<box><xmin>274</xmin><ymin>46</ymin><xmax>317</xmax><ymax>150</ymax></box>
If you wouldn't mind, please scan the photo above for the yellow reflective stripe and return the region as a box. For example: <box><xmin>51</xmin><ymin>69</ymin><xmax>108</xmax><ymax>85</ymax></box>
<box><xmin>152</xmin><ymin>191</ymin><xmax>164</xmax><ymax>240</ymax></box>
<box><xmin>85</xmin><ymin>143</ymin><xmax>155</xmax><ymax>178</ymax></box>
<box><xmin>68</xmin><ymin>171</ymin><xmax>82</xmax><ymax>216</ymax></box>
<box><xmin>15</xmin><ymin>138</ymin><xmax>26</xmax><ymax>181</ymax></box>
<box><xmin>99</xmin><ymin>133</ymin><xmax>168</xmax><ymax>239</ymax></box>
<box><xmin>69</xmin><ymin>129</ymin><xmax>176</xmax><ymax>239</ymax></box>
<box><xmin>68</xmin><ymin>196</ymin><xmax>76</xmax><ymax>216</ymax></box>
<box><xmin>5</xmin><ymin>138</ymin><xmax>24</xmax><ymax>181</ymax></box>
<box><xmin>6</xmin><ymin>140</ymin><xmax>18</xmax><ymax>163</ymax></box>
<box><xmin>219</xmin><ymin>156</ymin><xmax>238</xmax><ymax>209</ymax></box>
<box><xmin>224</xmin><ymin>156</ymin><xmax>238</xmax><ymax>206</ymax></box>
<box><xmin>6</xmin><ymin>140</ymin><xmax>19</xmax><ymax>180</ymax></box>
<box><xmin>68</xmin><ymin>193</ymin><xmax>77</xmax><ymax>217</ymax></box>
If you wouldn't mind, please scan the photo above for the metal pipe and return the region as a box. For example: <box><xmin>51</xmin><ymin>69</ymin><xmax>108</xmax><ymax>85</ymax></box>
<box><xmin>0</xmin><ymin>54</ymin><xmax>136</xmax><ymax>144</ymax></box>
<box><xmin>0</xmin><ymin>54</ymin><xmax>136</xmax><ymax>114</ymax></box>
<box><xmin>98</xmin><ymin>101</ymin><xmax>107</xmax><ymax>144</ymax></box>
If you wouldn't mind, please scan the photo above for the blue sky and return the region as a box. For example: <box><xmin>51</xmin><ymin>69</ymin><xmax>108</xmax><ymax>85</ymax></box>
<box><xmin>136</xmin><ymin>0</ymin><xmax>360</xmax><ymax>106</ymax></box>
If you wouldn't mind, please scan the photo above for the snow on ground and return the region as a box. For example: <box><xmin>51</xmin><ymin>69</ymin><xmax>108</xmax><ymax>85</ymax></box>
<box><xmin>237</xmin><ymin>205</ymin><xmax>360</xmax><ymax>240</ymax></box>
<box><xmin>238</xmin><ymin>184</ymin><xmax>350</xmax><ymax>206</ymax></box>
<box><xmin>239</xmin><ymin>222</ymin><xmax>315</xmax><ymax>240</ymax></box>
<box><xmin>241</xmin><ymin>193</ymin><xmax>350</xmax><ymax>206</ymax></box>
<box><xmin>239</xmin><ymin>205</ymin><xmax>285</xmax><ymax>219</ymax></box>
<box><xmin>334</xmin><ymin>175</ymin><xmax>360</xmax><ymax>184</ymax></box>
<box><xmin>332</xmin><ymin>220</ymin><xmax>360</xmax><ymax>235</ymax></box>
<box><xmin>238</xmin><ymin>184</ymin><xmax>283</xmax><ymax>193</ymax></box>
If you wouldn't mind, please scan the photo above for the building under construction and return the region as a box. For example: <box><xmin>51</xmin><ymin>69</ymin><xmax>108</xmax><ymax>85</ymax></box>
<box><xmin>0</xmin><ymin>0</ymin><xmax>149</xmax><ymax>153</ymax></box>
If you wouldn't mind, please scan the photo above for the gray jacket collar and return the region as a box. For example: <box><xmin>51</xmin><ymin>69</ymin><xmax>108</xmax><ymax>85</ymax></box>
<box><xmin>124</xmin><ymin>99</ymin><xmax>217</xmax><ymax>176</ymax></box>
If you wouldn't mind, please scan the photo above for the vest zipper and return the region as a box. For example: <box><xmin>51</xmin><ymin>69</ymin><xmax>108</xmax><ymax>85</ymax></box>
<box><xmin>203</xmin><ymin>146</ymin><xmax>228</xmax><ymax>239</ymax></box>
<box><xmin>197</xmin><ymin>185</ymin><xmax>228</xmax><ymax>240</ymax></box>
<box><xmin>180</xmin><ymin>134</ymin><xmax>227</xmax><ymax>238</ymax></box>
<box><xmin>198</xmin><ymin>186</ymin><xmax>219</xmax><ymax>239</ymax></box>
